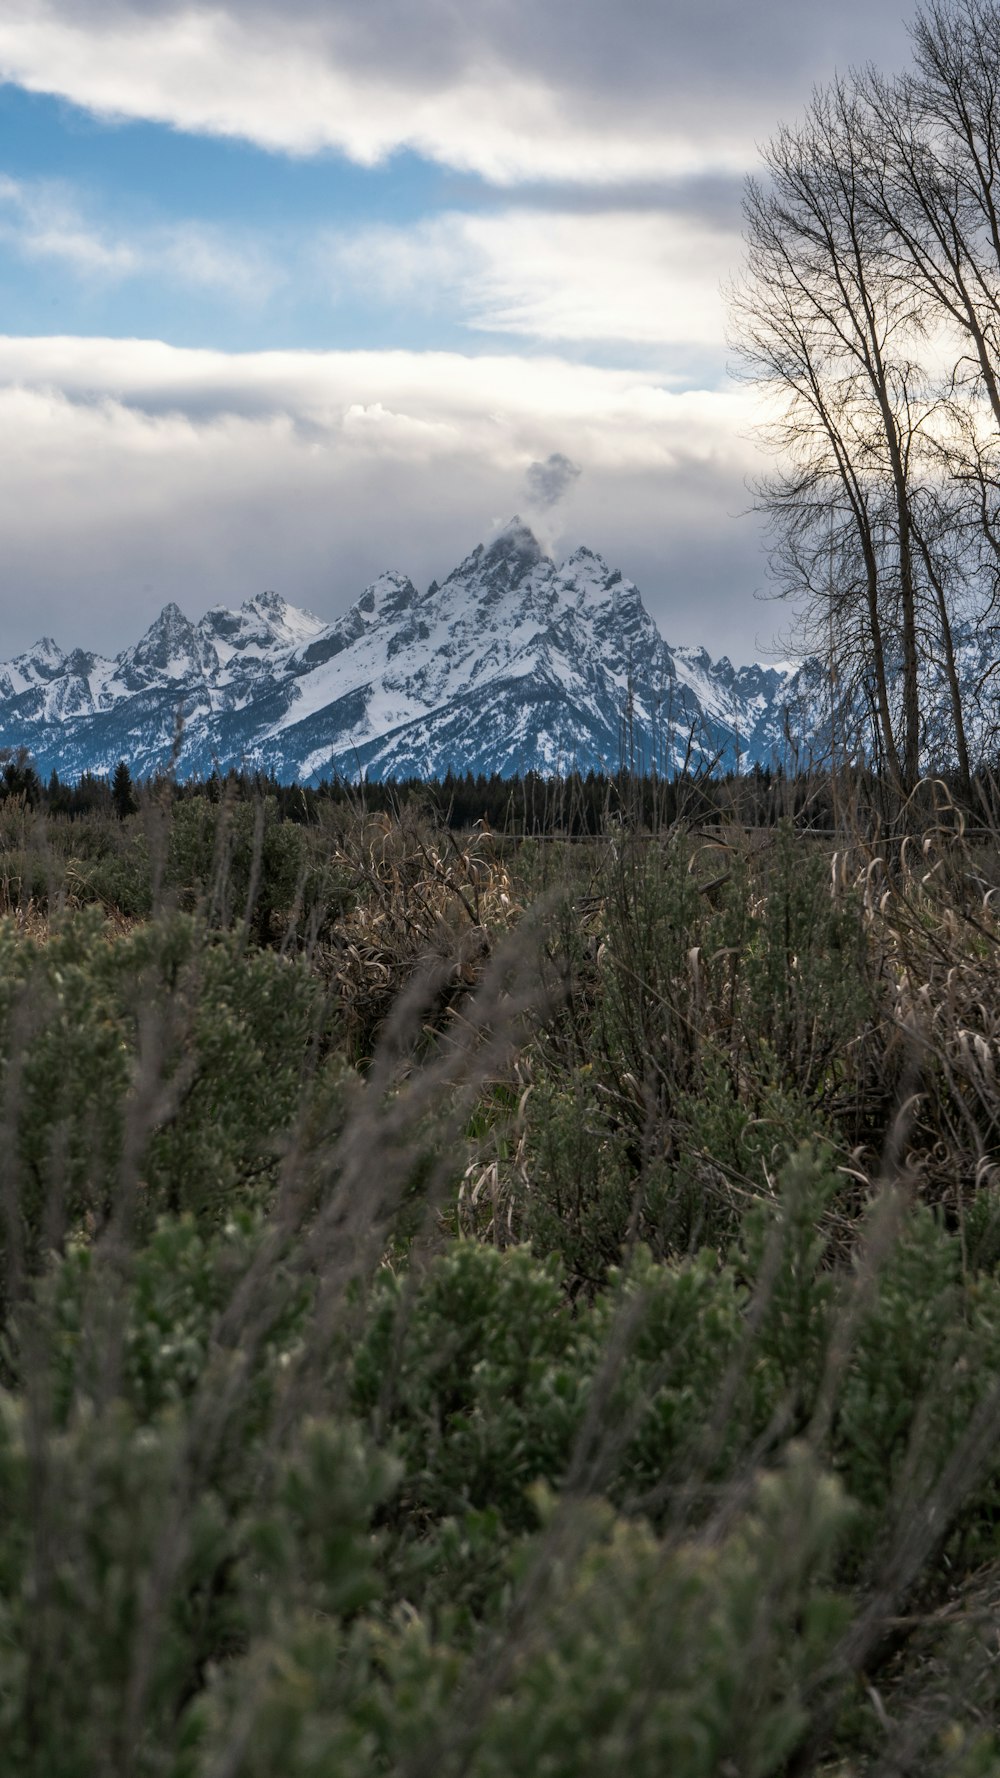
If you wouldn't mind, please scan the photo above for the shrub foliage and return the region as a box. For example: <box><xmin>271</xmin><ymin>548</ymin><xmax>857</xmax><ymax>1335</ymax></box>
<box><xmin>1</xmin><ymin>784</ymin><xmax>1000</xmax><ymax>1774</ymax></box>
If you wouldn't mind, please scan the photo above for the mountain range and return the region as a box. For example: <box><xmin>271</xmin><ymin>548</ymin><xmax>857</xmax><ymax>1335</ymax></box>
<box><xmin>0</xmin><ymin>519</ymin><xmax>871</xmax><ymax>783</ymax></box>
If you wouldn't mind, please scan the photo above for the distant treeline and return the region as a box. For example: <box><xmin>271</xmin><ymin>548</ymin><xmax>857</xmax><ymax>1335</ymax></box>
<box><xmin>1</xmin><ymin>744</ymin><xmax>996</xmax><ymax>834</ymax></box>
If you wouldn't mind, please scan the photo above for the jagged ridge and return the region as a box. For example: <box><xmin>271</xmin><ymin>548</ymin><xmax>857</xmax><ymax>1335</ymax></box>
<box><xmin>0</xmin><ymin>519</ymin><xmax>834</xmax><ymax>783</ymax></box>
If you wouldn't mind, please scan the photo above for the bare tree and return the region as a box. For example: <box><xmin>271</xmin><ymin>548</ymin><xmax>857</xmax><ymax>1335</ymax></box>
<box><xmin>732</xmin><ymin>79</ymin><xmax>934</xmax><ymax>793</ymax></box>
<box><xmin>862</xmin><ymin>1</ymin><xmax>1000</xmax><ymax>776</ymax></box>
<box><xmin>730</xmin><ymin>2</ymin><xmax>1000</xmax><ymax>794</ymax></box>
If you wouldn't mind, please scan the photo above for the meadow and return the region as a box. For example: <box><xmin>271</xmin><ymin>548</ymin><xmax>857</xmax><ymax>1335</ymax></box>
<box><xmin>2</xmin><ymin>769</ymin><xmax>1000</xmax><ymax>1775</ymax></box>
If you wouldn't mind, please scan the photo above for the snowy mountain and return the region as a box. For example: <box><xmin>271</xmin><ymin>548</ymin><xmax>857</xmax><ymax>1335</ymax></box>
<box><xmin>0</xmin><ymin>519</ymin><xmax>855</xmax><ymax>783</ymax></box>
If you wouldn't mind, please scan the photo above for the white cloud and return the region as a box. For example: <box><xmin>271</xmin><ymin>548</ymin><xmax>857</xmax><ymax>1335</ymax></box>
<box><xmin>0</xmin><ymin>333</ymin><xmax>754</xmax><ymax>460</ymax></box>
<box><xmin>153</xmin><ymin>223</ymin><xmax>284</xmax><ymax>299</ymax></box>
<box><xmin>0</xmin><ymin>2</ymin><xmax>755</xmax><ymax>183</ymax></box>
<box><xmin>0</xmin><ymin>178</ymin><xmax>733</xmax><ymax>353</ymax></box>
<box><xmin>0</xmin><ymin>177</ymin><xmax>734</xmax><ymax>356</ymax></box>
<box><xmin>323</xmin><ymin>209</ymin><xmax>736</xmax><ymax>346</ymax></box>
<box><xmin>0</xmin><ymin>334</ymin><xmax>772</xmax><ymax>660</ymax></box>
<box><xmin>0</xmin><ymin>172</ymin><xmax>137</xmax><ymax>273</ymax></box>
<box><xmin>0</xmin><ymin>173</ymin><xmax>284</xmax><ymax>296</ymax></box>
<box><xmin>465</xmin><ymin>212</ymin><xmax>734</xmax><ymax>346</ymax></box>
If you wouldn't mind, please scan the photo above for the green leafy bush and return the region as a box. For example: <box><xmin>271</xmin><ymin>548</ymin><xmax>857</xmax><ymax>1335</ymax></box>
<box><xmin>0</xmin><ymin>911</ymin><xmax>328</xmax><ymax>1304</ymax></box>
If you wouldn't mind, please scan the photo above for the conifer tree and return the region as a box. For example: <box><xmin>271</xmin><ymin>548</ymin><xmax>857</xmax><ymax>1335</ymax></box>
<box><xmin>111</xmin><ymin>759</ymin><xmax>136</xmax><ymax>821</ymax></box>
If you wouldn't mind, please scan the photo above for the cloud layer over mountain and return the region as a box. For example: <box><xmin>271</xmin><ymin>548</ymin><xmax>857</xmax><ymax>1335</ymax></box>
<box><xmin>0</xmin><ymin>335</ymin><xmax>767</xmax><ymax>660</ymax></box>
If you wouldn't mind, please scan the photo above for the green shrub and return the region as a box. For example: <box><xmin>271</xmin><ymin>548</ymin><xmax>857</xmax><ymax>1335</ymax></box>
<box><xmin>166</xmin><ymin>797</ymin><xmax>349</xmax><ymax>942</ymax></box>
<box><xmin>352</xmin><ymin>1244</ymin><xmax>587</xmax><ymax>1619</ymax></box>
<box><xmin>0</xmin><ymin>912</ymin><xmax>329</xmax><ymax>1312</ymax></box>
<box><xmin>516</xmin><ymin>1066</ymin><xmax>653</xmax><ymax>1289</ymax></box>
<box><xmin>189</xmin><ymin>1451</ymin><xmax>855</xmax><ymax>1778</ymax></box>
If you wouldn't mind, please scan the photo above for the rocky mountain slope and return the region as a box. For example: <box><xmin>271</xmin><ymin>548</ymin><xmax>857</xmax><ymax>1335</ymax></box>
<box><xmin>0</xmin><ymin>519</ymin><xmax>868</xmax><ymax>783</ymax></box>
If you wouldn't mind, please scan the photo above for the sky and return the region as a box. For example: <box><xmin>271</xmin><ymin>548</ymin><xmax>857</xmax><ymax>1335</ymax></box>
<box><xmin>0</xmin><ymin>0</ymin><xmax>918</xmax><ymax>663</ymax></box>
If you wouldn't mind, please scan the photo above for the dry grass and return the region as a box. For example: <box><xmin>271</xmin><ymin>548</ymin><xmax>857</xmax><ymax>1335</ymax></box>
<box><xmin>320</xmin><ymin>811</ymin><xmax>523</xmax><ymax>1055</ymax></box>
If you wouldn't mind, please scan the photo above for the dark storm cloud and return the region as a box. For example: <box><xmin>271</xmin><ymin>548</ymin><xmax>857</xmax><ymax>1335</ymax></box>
<box><xmin>32</xmin><ymin>0</ymin><xmax>917</xmax><ymax>144</ymax></box>
<box><xmin>236</xmin><ymin>0</ymin><xmax>908</xmax><ymax>101</ymax></box>
<box><xmin>467</xmin><ymin>171</ymin><xmax>747</xmax><ymax>225</ymax></box>
<box><xmin>524</xmin><ymin>452</ymin><xmax>582</xmax><ymax>510</ymax></box>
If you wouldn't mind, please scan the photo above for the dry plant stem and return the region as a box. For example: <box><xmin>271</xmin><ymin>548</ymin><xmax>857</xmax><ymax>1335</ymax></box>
<box><xmin>806</xmin><ymin>1182</ymin><xmax>909</xmax><ymax>1451</ymax></box>
<box><xmin>238</xmin><ymin>801</ymin><xmax>266</xmax><ymax>947</ymax></box>
<box><xmin>0</xmin><ymin>991</ymin><xmax>41</xmax><ymax>1318</ymax></box>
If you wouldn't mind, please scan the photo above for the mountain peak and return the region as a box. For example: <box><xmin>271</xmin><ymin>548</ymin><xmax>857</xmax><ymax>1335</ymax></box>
<box><xmin>196</xmin><ymin>590</ymin><xmax>325</xmax><ymax>656</ymax></box>
<box><xmin>446</xmin><ymin>518</ymin><xmax>548</xmax><ymax>597</ymax></box>
<box><xmin>129</xmin><ymin>601</ymin><xmax>197</xmax><ymax>653</ymax></box>
<box><xmin>19</xmin><ymin>636</ymin><xmax>65</xmax><ymax>666</ymax></box>
<box><xmin>356</xmin><ymin>570</ymin><xmax>418</xmax><ymax>620</ymax></box>
<box><xmin>242</xmin><ymin>589</ymin><xmax>326</xmax><ymax>645</ymax></box>
<box><xmin>484</xmin><ymin>516</ymin><xmax>546</xmax><ymax>567</ymax></box>
<box><xmin>119</xmin><ymin>600</ymin><xmax>215</xmax><ymax>685</ymax></box>
<box><xmin>156</xmin><ymin>601</ymin><xmax>188</xmax><ymax>627</ymax></box>
<box><xmin>3</xmin><ymin>636</ymin><xmax>67</xmax><ymax>690</ymax></box>
<box><xmin>564</xmin><ymin>544</ymin><xmax>609</xmax><ymax>572</ymax></box>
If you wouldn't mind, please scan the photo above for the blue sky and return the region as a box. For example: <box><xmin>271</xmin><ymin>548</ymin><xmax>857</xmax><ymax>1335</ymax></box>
<box><xmin>0</xmin><ymin>83</ymin><xmax>477</xmax><ymax>352</ymax></box>
<box><xmin>0</xmin><ymin>0</ymin><xmax>915</xmax><ymax>659</ymax></box>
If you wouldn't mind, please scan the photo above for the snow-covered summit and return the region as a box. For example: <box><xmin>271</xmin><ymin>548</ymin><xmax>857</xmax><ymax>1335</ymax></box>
<box><xmin>198</xmin><ymin>590</ymin><xmax>327</xmax><ymax>669</ymax></box>
<box><xmin>118</xmin><ymin>602</ymin><xmax>218</xmax><ymax>689</ymax></box>
<box><xmin>354</xmin><ymin>571</ymin><xmax>420</xmax><ymax>624</ymax></box>
<box><xmin>1</xmin><ymin>637</ymin><xmax>67</xmax><ymax>697</ymax></box>
<box><xmin>450</xmin><ymin>517</ymin><xmax>546</xmax><ymax>585</ymax></box>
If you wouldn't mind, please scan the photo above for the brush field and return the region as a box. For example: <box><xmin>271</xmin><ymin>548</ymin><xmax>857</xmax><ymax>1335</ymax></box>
<box><xmin>2</xmin><ymin>776</ymin><xmax>1000</xmax><ymax>1776</ymax></box>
